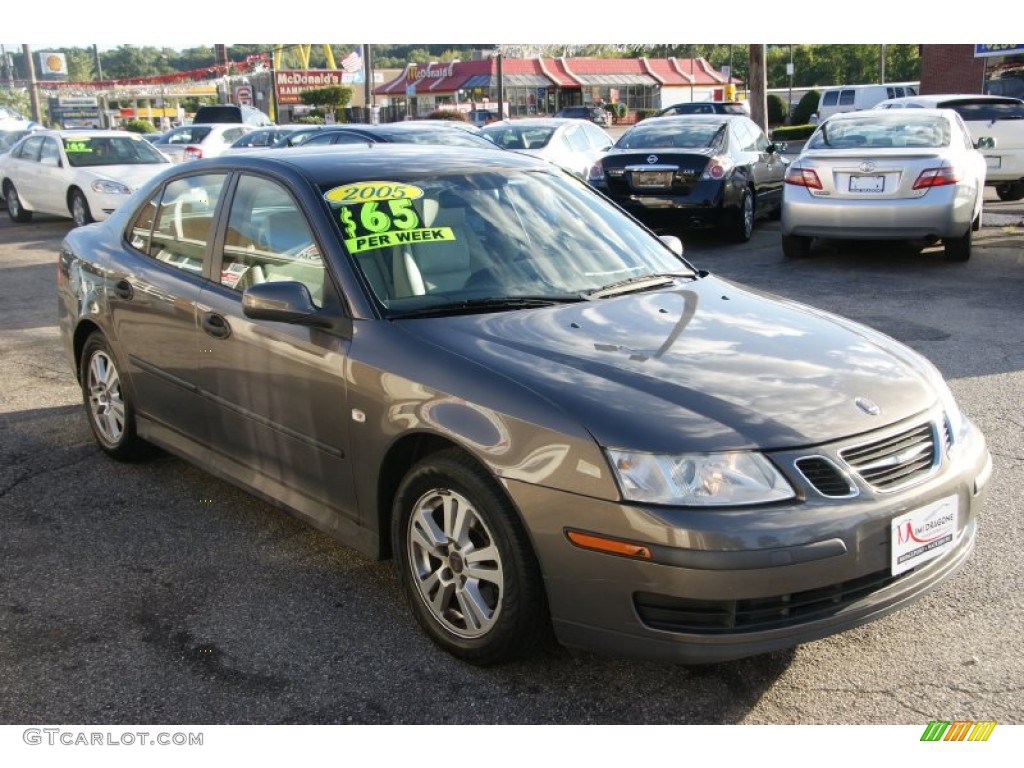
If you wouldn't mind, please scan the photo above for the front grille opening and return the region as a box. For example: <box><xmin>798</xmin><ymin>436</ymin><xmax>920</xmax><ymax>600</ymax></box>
<box><xmin>840</xmin><ymin>422</ymin><xmax>938</xmax><ymax>491</ymax></box>
<box><xmin>635</xmin><ymin>568</ymin><xmax>907</xmax><ymax>634</ymax></box>
<box><xmin>795</xmin><ymin>456</ymin><xmax>856</xmax><ymax>497</ymax></box>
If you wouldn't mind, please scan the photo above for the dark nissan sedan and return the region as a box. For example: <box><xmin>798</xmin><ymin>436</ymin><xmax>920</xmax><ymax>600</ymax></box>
<box><xmin>58</xmin><ymin>145</ymin><xmax>992</xmax><ymax>665</ymax></box>
<box><xmin>590</xmin><ymin>114</ymin><xmax>788</xmax><ymax>241</ymax></box>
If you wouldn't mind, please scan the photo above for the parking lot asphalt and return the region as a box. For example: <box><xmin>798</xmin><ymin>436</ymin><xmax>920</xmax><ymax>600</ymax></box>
<box><xmin>0</xmin><ymin>194</ymin><xmax>1022</xmax><ymax>728</ymax></box>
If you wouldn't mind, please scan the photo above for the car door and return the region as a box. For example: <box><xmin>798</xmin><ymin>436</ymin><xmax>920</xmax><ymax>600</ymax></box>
<box><xmin>195</xmin><ymin>172</ymin><xmax>358</xmax><ymax>522</ymax></box>
<box><xmin>36</xmin><ymin>135</ymin><xmax>70</xmax><ymax>215</ymax></box>
<box><xmin>7</xmin><ymin>134</ymin><xmax>45</xmax><ymax>210</ymax></box>
<box><xmin>108</xmin><ymin>172</ymin><xmax>230</xmax><ymax>442</ymax></box>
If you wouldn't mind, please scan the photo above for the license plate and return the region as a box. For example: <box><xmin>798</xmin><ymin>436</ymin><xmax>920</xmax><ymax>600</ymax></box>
<box><xmin>985</xmin><ymin>156</ymin><xmax>1001</xmax><ymax>169</ymax></box>
<box><xmin>850</xmin><ymin>175</ymin><xmax>885</xmax><ymax>193</ymax></box>
<box><xmin>891</xmin><ymin>495</ymin><xmax>958</xmax><ymax>576</ymax></box>
<box><xmin>632</xmin><ymin>171</ymin><xmax>672</xmax><ymax>189</ymax></box>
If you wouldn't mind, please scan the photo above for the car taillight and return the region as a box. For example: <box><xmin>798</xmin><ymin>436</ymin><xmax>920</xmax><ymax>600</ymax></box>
<box><xmin>184</xmin><ymin>146</ymin><xmax>203</xmax><ymax>161</ymax></box>
<box><xmin>912</xmin><ymin>167</ymin><xmax>959</xmax><ymax>189</ymax></box>
<box><xmin>701</xmin><ymin>156</ymin><xmax>734</xmax><ymax>181</ymax></box>
<box><xmin>785</xmin><ymin>166</ymin><xmax>823</xmax><ymax>190</ymax></box>
<box><xmin>588</xmin><ymin>161</ymin><xmax>605</xmax><ymax>182</ymax></box>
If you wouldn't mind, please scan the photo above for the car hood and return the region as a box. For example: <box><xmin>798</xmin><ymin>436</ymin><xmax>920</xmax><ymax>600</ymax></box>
<box><xmin>396</xmin><ymin>275</ymin><xmax>939</xmax><ymax>453</ymax></box>
<box><xmin>76</xmin><ymin>164</ymin><xmax>170</xmax><ymax>190</ymax></box>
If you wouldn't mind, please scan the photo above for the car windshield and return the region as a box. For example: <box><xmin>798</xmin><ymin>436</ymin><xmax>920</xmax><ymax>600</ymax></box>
<box><xmin>320</xmin><ymin>169</ymin><xmax>696</xmax><ymax>317</ymax></box>
<box><xmin>616</xmin><ymin>121</ymin><xmax>727</xmax><ymax>150</ymax></box>
<box><xmin>941</xmin><ymin>99</ymin><xmax>1024</xmax><ymax>121</ymax></box>
<box><xmin>809</xmin><ymin>115</ymin><xmax>951</xmax><ymax>149</ymax></box>
<box><xmin>480</xmin><ymin>125</ymin><xmax>555</xmax><ymax>150</ymax></box>
<box><xmin>165</xmin><ymin>126</ymin><xmax>213</xmax><ymax>144</ymax></box>
<box><xmin>61</xmin><ymin>135</ymin><xmax>169</xmax><ymax>167</ymax></box>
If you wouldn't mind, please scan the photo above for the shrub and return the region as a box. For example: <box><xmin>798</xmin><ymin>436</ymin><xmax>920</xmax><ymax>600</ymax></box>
<box><xmin>123</xmin><ymin>119</ymin><xmax>156</xmax><ymax>134</ymax></box>
<box><xmin>634</xmin><ymin>109</ymin><xmax>656</xmax><ymax>122</ymax></box>
<box><xmin>767</xmin><ymin>94</ymin><xmax>788</xmax><ymax>126</ymax></box>
<box><xmin>792</xmin><ymin>90</ymin><xmax>821</xmax><ymax>126</ymax></box>
<box><xmin>426</xmin><ymin>109</ymin><xmax>469</xmax><ymax>122</ymax></box>
<box><xmin>295</xmin><ymin>115</ymin><xmax>325</xmax><ymax>125</ymax></box>
<box><xmin>771</xmin><ymin>124</ymin><xmax>817</xmax><ymax>141</ymax></box>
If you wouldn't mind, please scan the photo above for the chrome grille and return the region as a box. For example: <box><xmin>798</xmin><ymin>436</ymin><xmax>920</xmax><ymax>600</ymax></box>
<box><xmin>840</xmin><ymin>421</ymin><xmax>938</xmax><ymax>491</ymax></box>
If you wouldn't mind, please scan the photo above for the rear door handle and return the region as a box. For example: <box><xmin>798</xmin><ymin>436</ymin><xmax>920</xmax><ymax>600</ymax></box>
<box><xmin>201</xmin><ymin>311</ymin><xmax>232</xmax><ymax>339</ymax></box>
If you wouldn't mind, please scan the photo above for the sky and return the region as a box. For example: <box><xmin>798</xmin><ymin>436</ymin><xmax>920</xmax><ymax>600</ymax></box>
<box><xmin>4</xmin><ymin>1</ymin><xmax>1018</xmax><ymax>48</ymax></box>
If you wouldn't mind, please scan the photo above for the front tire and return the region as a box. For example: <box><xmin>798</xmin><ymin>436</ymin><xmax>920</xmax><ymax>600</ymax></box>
<box><xmin>70</xmin><ymin>189</ymin><xmax>94</xmax><ymax>227</ymax></box>
<box><xmin>392</xmin><ymin>449</ymin><xmax>548</xmax><ymax>665</ymax></box>
<box><xmin>995</xmin><ymin>182</ymin><xmax>1024</xmax><ymax>202</ymax></box>
<box><xmin>80</xmin><ymin>332</ymin><xmax>150</xmax><ymax>460</ymax></box>
<box><xmin>5</xmin><ymin>182</ymin><xmax>32</xmax><ymax>223</ymax></box>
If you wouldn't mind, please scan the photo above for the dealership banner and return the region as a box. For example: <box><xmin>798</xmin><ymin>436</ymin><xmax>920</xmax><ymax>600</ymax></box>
<box><xmin>974</xmin><ymin>44</ymin><xmax>1024</xmax><ymax>57</ymax></box>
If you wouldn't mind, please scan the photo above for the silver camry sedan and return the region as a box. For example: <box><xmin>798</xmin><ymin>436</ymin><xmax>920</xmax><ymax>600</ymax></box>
<box><xmin>58</xmin><ymin>145</ymin><xmax>991</xmax><ymax>665</ymax></box>
<box><xmin>781</xmin><ymin>109</ymin><xmax>988</xmax><ymax>260</ymax></box>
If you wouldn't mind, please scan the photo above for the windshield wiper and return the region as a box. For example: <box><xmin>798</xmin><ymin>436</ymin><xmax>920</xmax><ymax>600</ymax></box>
<box><xmin>587</xmin><ymin>272</ymin><xmax>690</xmax><ymax>299</ymax></box>
<box><xmin>390</xmin><ymin>294</ymin><xmax>586</xmax><ymax>318</ymax></box>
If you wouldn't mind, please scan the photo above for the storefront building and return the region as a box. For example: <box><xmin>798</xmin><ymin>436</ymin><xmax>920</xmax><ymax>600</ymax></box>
<box><xmin>374</xmin><ymin>56</ymin><xmax>738</xmax><ymax>118</ymax></box>
<box><xmin>920</xmin><ymin>44</ymin><xmax>1024</xmax><ymax>98</ymax></box>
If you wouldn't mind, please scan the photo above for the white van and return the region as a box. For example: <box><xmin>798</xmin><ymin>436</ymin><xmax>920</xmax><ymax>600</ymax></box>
<box><xmin>817</xmin><ymin>83</ymin><xmax>919</xmax><ymax>120</ymax></box>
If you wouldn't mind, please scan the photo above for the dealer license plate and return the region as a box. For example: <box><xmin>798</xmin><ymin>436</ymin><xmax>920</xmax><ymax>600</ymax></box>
<box><xmin>632</xmin><ymin>171</ymin><xmax>673</xmax><ymax>189</ymax></box>
<box><xmin>849</xmin><ymin>175</ymin><xmax>885</xmax><ymax>193</ymax></box>
<box><xmin>891</xmin><ymin>495</ymin><xmax>958</xmax><ymax>576</ymax></box>
<box><xmin>985</xmin><ymin>156</ymin><xmax>1002</xmax><ymax>169</ymax></box>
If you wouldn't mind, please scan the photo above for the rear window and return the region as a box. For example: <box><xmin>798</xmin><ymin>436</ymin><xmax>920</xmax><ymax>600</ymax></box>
<box><xmin>809</xmin><ymin>115</ymin><xmax>951</xmax><ymax>150</ymax></box>
<box><xmin>166</xmin><ymin>126</ymin><xmax>213</xmax><ymax>144</ymax></box>
<box><xmin>193</xmin><ymin>106</ymin><xmax>241</xmax><ymax>123</ymax></box>
<box><xmin>939</xmin><ymin>99</ymin><xmax>1024</xmax><ymax>121</ymax></box>
<box><xmin>617</xmin><ymin>120</ymin><xmax>727</xmax><ymax>150</ymax></box>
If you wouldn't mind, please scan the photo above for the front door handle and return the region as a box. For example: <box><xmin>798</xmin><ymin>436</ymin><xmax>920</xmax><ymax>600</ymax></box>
<box><xmin>201</xmin><ymin>311</ymin><xmax>231</xmax><ymax>339</ymax></box>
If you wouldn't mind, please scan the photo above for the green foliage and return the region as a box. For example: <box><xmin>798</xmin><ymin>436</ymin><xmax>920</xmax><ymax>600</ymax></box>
<box><xmin>767</xmin><ymin>93</ymin><xmax>788</xmax><ymax>125</ymax></box>
<box><xmin>123</xmin><ymin>119</ymin><xmax>157</xmax><ymax>134</ymax></box>
<box><xmin>298</xmin><ymin>86</ymin><xmax>353</xmax><ymax>109</ymax></box>
<box><xmin>426</xmin><ymin>110</ymin><xmax>468</xmax><ymax>122</ymax></box>
<box><xmin>792</xmin><ymin>90</ymin><xmax>820</xmax><ymax>125</ymax></box>
<box><xmin>295</xmin><ymin>115</ymin><xmax>325</xmax><ymax>124</ymax></box>
<box><xmin>0</xmin><ymin>89</ymin><xmax>31</xmax><ymax>117</ymax></box>
<box><xmin>604</xmin><ymin>102</ymin><xmax>627</xmax><ymax>120</ymax></box>
<box><xmin>771</xmin><ymin>124</ymin><xmax>817</xmax><ymax>140</ymax></box>
<box><xmin>634</xmin><ymin>109</ymin><xmax>656</xmax><ymax>122</ymax></box>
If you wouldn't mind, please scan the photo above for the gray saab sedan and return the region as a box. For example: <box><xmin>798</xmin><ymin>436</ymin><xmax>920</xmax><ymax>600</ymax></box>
<box><xmin>57</xmin><ymin>145</ymin><xmax>992</xmax><ymax>665</ymax></box>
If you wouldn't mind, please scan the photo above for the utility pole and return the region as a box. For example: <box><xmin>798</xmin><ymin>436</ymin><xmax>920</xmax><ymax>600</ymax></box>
<box><xmin>748</xmin><ymin>44</ymin><xmax>767</xmax><ymax>132</ymax></box>
<box><xmin>496</xmin><ymin>49</ymin><xmax>504</xmax><ymax>118</ymax></box>
<box><xmin>788</xmin><ymin>44</ymin><xmax>794</xmax><ymax>124</ymax></box>
<box><xmin>879</xmin><ymin>44</ymin><xmax>887</xmax><ymax>84</ymax></box>
<box><xmin>22</xmin><ymin>45</ymin><xmax>43</xmax><ymax>125</ymax></box>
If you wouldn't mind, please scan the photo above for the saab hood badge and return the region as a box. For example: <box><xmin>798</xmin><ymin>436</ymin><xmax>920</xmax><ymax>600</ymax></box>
<box><xmin>855</xmin><ymin>397</ymin><xmax>881</xmax><ymax>416</ymax></box>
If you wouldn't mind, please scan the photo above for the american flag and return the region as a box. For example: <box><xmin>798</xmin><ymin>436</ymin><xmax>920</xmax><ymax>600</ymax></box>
<box><xmin>341</xmin><ymin>50</ymin><xmax>362</xmax><ymax>74</ymax></box>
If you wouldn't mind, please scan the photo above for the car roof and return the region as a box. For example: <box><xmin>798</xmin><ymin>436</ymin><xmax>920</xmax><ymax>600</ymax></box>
<box><xmin>878</xmin><ymin>93</ymin><xmax>1024</xmax><ymax>106</ymax></box>
<box><xmin>638</xmin><ymin>114</ymin><xmax>742</xmax><ymax>123</ymax></box>
<box><xmin>827</xmin><ymin>107</ymin><xmax>955</xmax><ymax>120</ymax></box>
<box><xmin>36</xmin><ymin>129</ymin><xmax>145</xmax><ymax>138</ymax></box>
<box><xmin>185</xmin><ymin>143</ymin><xmax>550</xmax><ymax>185</ymax></box>
<box><xmin>483</xmin><ymin>118</ymin><xmax>583</xmax><ymax>128</ymax></box>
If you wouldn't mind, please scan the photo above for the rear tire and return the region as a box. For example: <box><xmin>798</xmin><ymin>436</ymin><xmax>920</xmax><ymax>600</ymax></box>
<box><xmin>5</xmin><ymin>182</ymin><xmax>32</xmax><ymax>223</ymax></box>
<box><xmin>944</xmin><ymin>225</ymin><xmax>972</xmax><ymax>262</ymax></box>
<box><xmin>782</xmin><ymin>234</ymin><xmax>812</xmax><ymax>258</ymax></box>
<box><xmin>995</xmin><ymin>182</ymin><xmax>1024</xmax><ymax>202</ymax></box>
<box><xmin>729</xmin><ymin>188</ymin><xmax>755</xmax><ymax>242</ymax></box>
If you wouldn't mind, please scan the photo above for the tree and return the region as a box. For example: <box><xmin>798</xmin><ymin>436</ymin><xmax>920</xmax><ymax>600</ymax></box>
<box><xmin>298</xmin><ymin>85</ymin><xmax>353</xmax><ymax>121</ymax></box>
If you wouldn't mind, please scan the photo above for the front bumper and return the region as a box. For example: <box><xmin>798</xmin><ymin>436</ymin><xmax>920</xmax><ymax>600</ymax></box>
<box><xmin>505</xmin><ymin>414</ymin><xmax>990</xmax><ymax>663</ymax></box>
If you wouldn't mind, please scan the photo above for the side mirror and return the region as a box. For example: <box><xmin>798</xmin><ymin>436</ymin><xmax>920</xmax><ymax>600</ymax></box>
<box><xmin>976</xmin><ymin>136</ymin><xmax>996</xmax><ymax>150</ymax></box>
<box><xmin>242</xmin><ymin>280</ymin><xmax>326</xmax><ymax>325</ymax></box>
<box><xmin>659</xmin><ymin>234</ymin><xmax>684</xmax><ymax>257</ymax></box>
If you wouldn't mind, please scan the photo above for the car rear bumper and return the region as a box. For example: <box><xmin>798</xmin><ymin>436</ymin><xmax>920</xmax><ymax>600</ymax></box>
<box><xmin>597</xmin><ymin>179</ymin><xmax>738</xmax><ymax>226</ymax></box>
<box><xmin>781</xmin><ymin>185</ymin><xmax>975</xmax><ymax>239</ymax></box>
<box><xmin>505</xmin><ymin>417</ymin><xmax>991</xmax><ymax>663</ymax></box>
<box><xmin>981</xmin><ymin>150</ymin><xmax>1024</xmax><ymax>184</ymax></box>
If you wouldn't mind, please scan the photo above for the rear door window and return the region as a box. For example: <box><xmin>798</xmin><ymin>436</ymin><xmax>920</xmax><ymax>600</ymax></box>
<box><xmin>839</xmin><ymin>90</ymin><xmax>856</xmax><ymax>106</ymax></box>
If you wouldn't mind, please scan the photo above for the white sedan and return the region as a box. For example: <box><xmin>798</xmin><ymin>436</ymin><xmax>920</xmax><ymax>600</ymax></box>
<box><xmin>0</xmin><ymin>130</ymin><xmax>172</xmax><ymax>226</ymax></box>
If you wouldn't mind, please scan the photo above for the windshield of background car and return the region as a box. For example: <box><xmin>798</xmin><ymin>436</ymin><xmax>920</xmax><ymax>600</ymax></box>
<box><xmin>62</xmin><ymin>135</ymin><xmax>170</xmax><ymax>167</ymax></box>
<box><xmin>941</xmin><ymin>99</ymin><xmax>1024</xmax><ymax>121</ymax></box>
<box><xmin>479</xmin><ymin>125</ymin><xmax>555</xmax><ymax>150</ymax></box>
<box><xmin>809</xmin><ymin>115</ymin><xmax>951</xmax><ymax>149</ymax></box>
<box><xmin>616</xmin><ymin>121</ymin><xmax>727</xmax><ymax>150</ymax></box>
<box><xmin>374</xmin><ymin>127</ymin><xmax>499</xmax><ymax>148</ymax></box>
<box><xmin>165</xmin><ymin>126</ymin><xmax>213</xmax><ymax>144</ymax></box>
<box><xmin>320</xmin><ymin>170</ymin><xmax>695</xmax><ymax>316</ymax></box>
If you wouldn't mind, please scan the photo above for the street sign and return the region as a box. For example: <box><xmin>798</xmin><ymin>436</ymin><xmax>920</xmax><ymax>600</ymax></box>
<box><xmin>234</xmin><ymin>85</ymin><xmax>253</xmax><ymax>105</ymax></box>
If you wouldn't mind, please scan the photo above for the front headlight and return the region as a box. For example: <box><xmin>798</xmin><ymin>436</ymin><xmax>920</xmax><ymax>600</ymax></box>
<box><xmin>606</xmin><ymin>449</ymin><xmax>795</xmax><ymax>506</ymax></box>
<box><xmin>933</xmin><ymin>377</ymin><xmax>968</xmax><ymax>455</ymax></box>
<box><xmin>91</xmin><ymin>179</ymin><xmax>132</xmax><ymax>195</ymax></box>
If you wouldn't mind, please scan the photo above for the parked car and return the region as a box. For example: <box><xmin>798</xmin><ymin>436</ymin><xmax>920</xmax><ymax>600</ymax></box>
<box><xmin>554</xmin><ymin>105</ymin><xmax>610</xmax><ymax>127</ymax></box>
<box><xmin>294</xmin><ymin>122</ymin><xmax>501</xmax><ymax>150</ymax></box>
<box><xmin>0</xmin><ymin>129</ymin><xmax>172</xmax><ymax>226</ymax></box>
<box><xmin>57</xmin><ymin>145</ymin><xmax>990</xmax><ymax>666</ymax></box>
<box><xmin>817</xmin><ymin>83</ymin><xmax>918</xmax><ymax>120</ymax></box>
<box><xmin>589</xmin><ymin>114</ymin><xmax>787</xmax><ymax>241</ymax></box>
<box><xmin>875</xmin><ymin>94</ymin><xmax>1024</xmax><ymax>201</ymax></box>
<box><xmin>781</xmin><ymin>109</ymin><xmax>988</xmax><ymax>260</ymax></box>
<box><xmin>157</xmin><ymin>124</ymin><xmax>255</xmax><ymax>163</ymax></box>
<box><xmin>191</xmin><ymin>104</ymin><xmax>274</xmax><ymax>126</ymax></box>
<box><xmin>655</xmin><ymin>102</ymin><xmax>749</xmax><ymax>117</ymax></box>
<box><xmin>466</xmin><ymin>109</ymin><xmax>503</xmax><ymax>127</ymax></box>
<box><xmin>222</xmin><ymin>125</ymin><xmax>323</xmax><ymax>154</ymax></box>
<box><xmin>480</xmin><ymin>117</ymin><xmax>613</xmax><ymax>179</ymax></box>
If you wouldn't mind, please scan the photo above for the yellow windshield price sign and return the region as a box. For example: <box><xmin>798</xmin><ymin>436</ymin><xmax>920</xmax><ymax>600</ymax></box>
<box><xmin>324</xmin><ymin>181</ymin><xmax>424</xmax><ymax>205</ymax></box>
